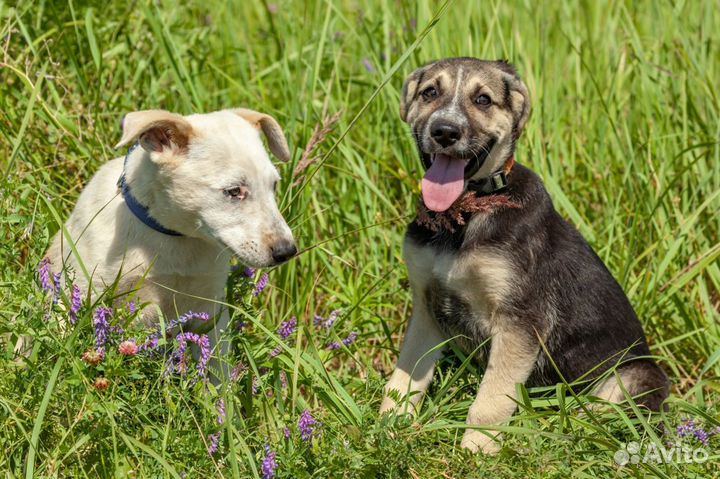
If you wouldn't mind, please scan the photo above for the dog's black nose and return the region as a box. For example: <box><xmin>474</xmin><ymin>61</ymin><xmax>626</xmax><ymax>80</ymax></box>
<box><xmin>271</xmin><ymin>240</ymin><xmax>297</xmax><ymax>264</ymax></box>
<box><xmin>431</xmin><ymin>122</ymin><xmax>462</xmax><ymax>147</ymax></box>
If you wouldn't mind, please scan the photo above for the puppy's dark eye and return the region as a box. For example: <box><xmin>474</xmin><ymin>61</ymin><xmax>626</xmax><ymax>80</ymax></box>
<box><xmin>223</xmin><ymin>186</ymin><xmax>249</xmax><ymax>200</ymax></box>
<box><xmin>475</xmin><ymin>94</ymin><xmax>491</xmax><ymax>106</ymax></box>
<box><xmin>421</xmin><ymin>87</ymin><xmax>438</xmax><ymax>100</ymax></box>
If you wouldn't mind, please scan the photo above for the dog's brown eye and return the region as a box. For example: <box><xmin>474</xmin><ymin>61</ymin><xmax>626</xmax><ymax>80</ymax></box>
<box><xmin>421</xmin><ymin>87</ymin><xmax>438</xmax><ymax>100</ymax></box>
<box><xmin>224</xmin><ymin>186</ymin><xmax>248</xmax><ymax>200</ymax></box>
<box><xmin>475</xmin><ymin>94</ymin><xmax>491</xmax><ymax>106</ymax></box>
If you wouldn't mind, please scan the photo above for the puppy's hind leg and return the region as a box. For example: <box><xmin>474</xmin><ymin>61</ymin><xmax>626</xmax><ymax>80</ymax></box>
<box><xmin>380</xmin><ymin>297</ymin><xmax>446</xmax><ymax>416</ymax></box>
<box><xmin>593</xmin><ymin>359</ymin><xmax>669</xmax><ymax>411</ymax></box>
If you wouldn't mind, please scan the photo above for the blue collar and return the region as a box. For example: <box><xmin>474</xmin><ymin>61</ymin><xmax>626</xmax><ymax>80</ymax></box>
<box><xmin>117</xmin><ymin>144</ymin><xmax>183</xmax><ymax>237</ymax></box>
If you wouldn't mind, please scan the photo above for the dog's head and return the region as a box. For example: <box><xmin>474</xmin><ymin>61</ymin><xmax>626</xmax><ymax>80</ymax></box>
<box><xmin>116</xmin><ymin>108</ymin><xmax>297</xmax><ymax>268</ymax></box>
<box><xmin>400</xmin><ymin>58</ymin><xmax>531</xmax><ymax>211</ymax></box>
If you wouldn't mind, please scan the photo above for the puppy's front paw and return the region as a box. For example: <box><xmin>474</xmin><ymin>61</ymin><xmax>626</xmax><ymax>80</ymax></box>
<box><xmin>461</xmin><ymin>429</ymin><xmax>501</xmax><ymax>455</ymax></box>
<box><xmin>379</xmin><ymin>396</ymin><xmax>397</xmax><ymax>415</ymax></box>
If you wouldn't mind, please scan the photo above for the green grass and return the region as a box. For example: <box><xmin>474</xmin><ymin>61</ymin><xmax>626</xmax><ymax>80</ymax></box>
<box><xmin>1</xmin><ymin>0</ymin><xmax>719</xmax><ymax>477</ymax></box>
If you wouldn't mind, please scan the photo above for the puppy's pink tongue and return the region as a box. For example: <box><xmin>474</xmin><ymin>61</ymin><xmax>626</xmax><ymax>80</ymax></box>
<box><xmin>421</xmin><ymin>154</ymin><xmax>466</xmax><ymax>212</ymax></box>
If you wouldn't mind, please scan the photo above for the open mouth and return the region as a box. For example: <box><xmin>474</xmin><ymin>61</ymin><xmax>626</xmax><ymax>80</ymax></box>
<box><xmin>419</xmin><ymin>140</ymin><xmax>495</xmax><ymax>213</ymax></box>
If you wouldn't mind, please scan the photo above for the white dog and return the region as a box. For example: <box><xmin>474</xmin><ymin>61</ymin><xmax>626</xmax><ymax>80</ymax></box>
<box><xmin>44</xmin><ymin>108</ymin><xmax>296</xmax><ymax>376</ymax></box>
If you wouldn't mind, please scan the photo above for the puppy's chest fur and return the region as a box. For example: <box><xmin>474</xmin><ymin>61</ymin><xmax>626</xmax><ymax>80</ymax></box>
<box><xmin>404</xmin><ymin>237</ymin><xmax>514</xmax><ymax>354</ymax></box>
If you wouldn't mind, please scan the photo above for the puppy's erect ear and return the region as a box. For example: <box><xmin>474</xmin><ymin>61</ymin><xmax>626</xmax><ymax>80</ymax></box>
<box><xmin>232</xmin><ymin>108</ymin><xmax>291</xmax><ymax>162</ymax></box>
<box><xmin>115</xmin><ymin>110</ymin><xmax>193</xmax><ymax>153</ymax></box>
<box><xmin>399</xmin><ymin>63</ymin><xmax>433</xmax><ymax>122</ymax></box>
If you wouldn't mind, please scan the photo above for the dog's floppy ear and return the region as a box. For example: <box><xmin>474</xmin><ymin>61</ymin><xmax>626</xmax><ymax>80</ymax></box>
<box><xmin>232</xmin><ymin>108</ymin><xmax>291</xmax><ymax>162</ymax></box>
<box><xmin>509</xmin><ymin>79</ymin><xmax>531</xmax><ymax>140</ymax></box>
<box><xmin>495</xmin><ymin>61</ymin><xmax>531</xmax><ymax>140</ymax></box>
<box><xmin>399</xmin><ymin>63</ymin><xmax>434</xmax><ymax>122</ymax></box>
<box><xmin>115</xmin><ymin>110</ymin><xmax>193</xmax><ymax>153</ymax></box>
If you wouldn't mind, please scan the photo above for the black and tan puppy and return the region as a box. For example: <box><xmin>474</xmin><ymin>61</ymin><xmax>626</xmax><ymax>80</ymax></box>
<box><xmin>380</xmin><ymin>58</ymin><xmax>668</xmax><ymax>454</ymax></box>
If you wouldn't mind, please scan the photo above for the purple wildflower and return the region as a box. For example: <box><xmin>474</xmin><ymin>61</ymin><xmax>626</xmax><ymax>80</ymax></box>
<box><xmin>93</xmin><ymin>307</ymin><xmax>119</xmax><ymax>349</ymax></box>
<box><xmin>280</xmin><ymin>371</ymin><xmax>288</xmax><ymax>390</ymax></box>
<box><xmin>261</xmin><ymin>446</ymin><xmax>278</xmax><ymax>479</ymax></box>
<box><xmin>52</xmin><ymin>273</ymin><xmax>61</xmax><ymax>303</ymax></box>
<box><xmin>128</xmin><ymin>301</ymin><xmax>137</xmax><ymax>314</ymax></box>
<box><xmin>138</xmin><ymin>336</ymin><xmax>160</xmax><ymax>353</ymax></box>
<box><xmin>278</xmin><ymin>317</ymin><xmax>297</xmax><ymax>340</ymax></box>
<box><xmin>343</xmin><ymin>331</ymin><xmax>358</xmax><ymax>346</ymax></box>
<box><xmin>362</xmin><ymin>58</ymin><xmax>375</xmax><ymax>73</ymax></box>
<box><xmin>207</xmin><ymin>431</ymin><xmax>221</xmax><ymax>456</ymax></box>
<box><xmin>283</xmin><ymin>427</ymin><xmax>291</xmax><ymax>439</ymax></box>
<box><xmin>253</xmin><ymin>273</ymin><xmax>269</xmax><ymax>296</ymax></box>
<box><xmin>676</xmin><ymin>419</ymin><xmax>716</xmax><ymax>446</ymax></box>
<box><xmin>326</xmin><ymin>331</ymin><xmax>358</xmax><ymax>350</ymax></box>
<box><xmin>270</xmin><ymin>345</ymin><xmax>283</xmax><ymax>358</ymax></box>
<box><xmin>141</xmin><ymin>311</ymin><xmax>210</xmax><ymax>354</ymax></box>
<box><xmin>167</xmin><ymin>332</ymin><xmax>211</xmax><ymax>378</ymax></box>
<box><xmin>244</xmin><ymin>267</ymin><xmax>256</xmax><ymax>278</ymax></box>
<box><xmin>69</xmin><ymin>284</ymin><xmax>82</xmax><ymax>325</ymax></box>
<box><xmin>252</xmin><ymin>376</ymin><xmax>260</xmax><ymax>396</ymax></box>
<box><xmin>217</xmin><ymin>399</ymin><xmax>226</xmax><ymax>425</ymax></box>
<box><xmin>314</xmin><ymin>309</ymin><xmax>341</xmax><ymax>330</ymax></box>
<box><xmin>38</xmin><ymin>258</ymin><xmax>53</xmax><ymax>292</ymax></box>
<box><xmin>298</xmin><ymin>409</ymin><xmax>317</xmax><ymax>442</ymax></box>
<box><xmin>230</xmin><ymin>362</ymin><xmax>248</xmax><ymax>382</ymax></box>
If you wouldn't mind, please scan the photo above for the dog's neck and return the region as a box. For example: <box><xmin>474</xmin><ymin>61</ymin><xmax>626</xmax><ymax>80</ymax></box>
<box><xmin>467</xmin><ymin>156</ymin><xmax>515</xmax><ymax>196</ymax></box>
<box><xmin>118</xmin><ymin>144</ymin><xmax>184</xmax><ymax>237</ymax></box>
<box><xmin>416</xmin><ymin>155</ymin><xmax>520</xmax><ymax>233</ymax></box>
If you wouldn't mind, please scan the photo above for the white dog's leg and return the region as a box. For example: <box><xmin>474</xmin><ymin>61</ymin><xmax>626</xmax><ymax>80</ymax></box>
<box><xmin>460</xmin><ymin>325</ymin><xmax>538</xmax><ymax>454</ymax></box>
<box><xmin>380</xmin><ymin>299</ymin><xmax>446</xmax><ymax>416</ymax></box>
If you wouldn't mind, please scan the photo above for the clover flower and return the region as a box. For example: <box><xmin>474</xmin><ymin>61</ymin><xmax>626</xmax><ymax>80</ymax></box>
<box><xmin>298</xmin><ymin>409</ymin><xmax>317</xmax><ymax>442</ymax></box>
<box><xmin>207</xmin><ymin>431</ymin><xmax>221</xmax><ymax>456</ymax></box>
<box><xmin>118</xmin><ymin>340</ymin><xmax>138</xmax><ymax>356</ymax></box>
<box><xmin>82</xmin><ymin>348</ymin><xmax>105</xmax><ymax>365</ymax></box>
<box><xmin>93</xmin><ymin>377</ymin><xmax>110</xmax><ymax>391</ymax></box>
<box><xmin>69</xmin><ymin>284</ymin><xmax>82</xmax><ymax>325</ymax></box>
<box><xmin>253</xmin><ymin>273</ymin><xmax>269</xmax><ymax>296</ymax></box>
<box><xmin>261</xmin><ymin>446</ymin><xmax>278</xmax><ymax>479</ymax></box>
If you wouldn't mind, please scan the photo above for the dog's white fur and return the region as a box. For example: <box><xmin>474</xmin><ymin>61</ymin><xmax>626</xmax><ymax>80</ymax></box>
<box><xmin>44</xmin><ymin>108</ymin><xmax>295</xmax><ymax>377</ymax></box>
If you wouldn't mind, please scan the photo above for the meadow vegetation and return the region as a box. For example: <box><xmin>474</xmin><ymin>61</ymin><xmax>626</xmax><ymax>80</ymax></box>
<box><xmin>1</xmin><ymin>1</ymin><xmax>718</xmax><ymax>477</ymax></box>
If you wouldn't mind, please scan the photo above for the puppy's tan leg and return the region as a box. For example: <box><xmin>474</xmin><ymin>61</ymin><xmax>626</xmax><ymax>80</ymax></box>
<box><xmin>380</xmin><ymin>297</ymin><xmax>445</xmax><ymax>415</ymax></box>
<box><xmin>461</xmin><ymin>324</ymin><xmax>538</xmax><ymax>454</ymax></box>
